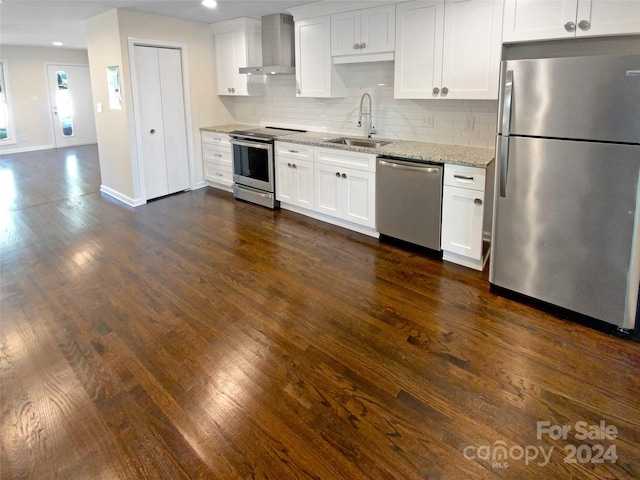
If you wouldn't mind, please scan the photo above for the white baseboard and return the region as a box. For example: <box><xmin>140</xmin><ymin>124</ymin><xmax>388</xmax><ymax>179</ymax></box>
<box><xmin>0</xmin><ymin>144</ymin><xmax>55</xmax><ymax>155</ymax></box>
<box><xmin>280</xmin><ymin>203</ymin><xmax>379</xmax><ymax>239</ymax></box>
<box><xmin>100</xmin><ymin>185</ymin><xmax>145</xmax><ymax>207</ymax></box>
<box><xmin>193</xmin><ymin>180</ymin><xmax>209</xmax><ymax>190</ymax></box>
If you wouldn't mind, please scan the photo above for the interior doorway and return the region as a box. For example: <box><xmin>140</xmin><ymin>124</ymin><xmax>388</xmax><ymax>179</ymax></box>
<box><xmin>46</xmin><ymin>64</ymin><xmax>97</xmax><ymax>148</ymax></box>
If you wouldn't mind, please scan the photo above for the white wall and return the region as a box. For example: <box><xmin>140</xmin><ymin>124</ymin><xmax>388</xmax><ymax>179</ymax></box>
<box><xmin>0</xmin><ymin>46</ymin><xmax>90</xmax><ymax>154</ymax></box>
<box><xmin>86</xmin><ymin>8</ymin><xmax>234</xmax><ymax>204</ymax></box>
<box><xmin>232</xmin><ymin>62</ymin><xmax>498</xmax><ymax>148</ymax></box>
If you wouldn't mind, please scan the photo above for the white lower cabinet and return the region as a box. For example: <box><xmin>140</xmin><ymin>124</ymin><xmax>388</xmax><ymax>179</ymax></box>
<box><xmin>276</xmin><ymin>157</ymin><xmax>314</xmax><ymax>209</ymax></box>
<box><xmin>274</xmin><ymin>142</ymin><xmax>376</xmax><ymax>233</ymax></box>
<box><xmin>202</xmin><ymin>131</ymin><xmax>233</xmax><ymax>191</ymax></box>
<box><xmin>441</xmin><ymin>164</ymin><xmax>492</xmax><ymax>270</ymax></box>
<box><xmin>314</xmin><ymin>163</ymin><xmax>376</xmax><ymax>228</ymax></box>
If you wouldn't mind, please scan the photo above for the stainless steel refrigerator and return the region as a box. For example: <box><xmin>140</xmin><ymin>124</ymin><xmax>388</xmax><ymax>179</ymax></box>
<box><xmin>490</xmin><ymin>54</ymin><xmax>640</xmax><ymax>333</ymax></box>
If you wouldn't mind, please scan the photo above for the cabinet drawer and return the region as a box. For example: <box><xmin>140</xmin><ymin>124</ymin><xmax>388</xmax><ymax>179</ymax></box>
<box><xmin>443</xmin><ymin>164</ymin><xmax>486</xmax><ymax>192</ymax></box>
<box><xmin>204</xmin><ymin>162</ymin><xmax>233</xmax><ymax>185</ymax></box>
<box><xmin>202</xmin><ymin>131</ymin><xmax>231</xmax><ymax>147</ymax></box>
<box><xmin>275</xmin><ymin>142</ymin><xmax>313</xmax><ymax>160</ymax></box>
<box><xmin>315</xmin><ymin>147</ymin><xmax>376</xmax><ymax>172</ymax></box>
<box><xmin>203</xmin><ymin>143</ymin><xmax>232</xmax><ymax>166</ymax></box>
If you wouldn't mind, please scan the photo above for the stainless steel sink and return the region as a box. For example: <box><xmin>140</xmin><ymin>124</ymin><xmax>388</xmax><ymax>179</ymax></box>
<box><xmin>326</xmin><ymin>137</ymin><xmax>390</xmax><ymax>148</ymax></box>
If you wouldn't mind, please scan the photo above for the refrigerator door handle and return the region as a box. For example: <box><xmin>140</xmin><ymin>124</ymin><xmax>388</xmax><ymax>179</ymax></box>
<box><xmin>622</xmin><ymin>173</ymin><xmax>640</xmax><ymax>331</ymax></box>
<box><xmin>499</xmin><ymin>136</ymin><xmax>509</xmax><ymax>198</ymax></box>
<box><xmin>502</xmin><ymin>70</ymin><xmax>514</xmax><ymax>136</ymax></box>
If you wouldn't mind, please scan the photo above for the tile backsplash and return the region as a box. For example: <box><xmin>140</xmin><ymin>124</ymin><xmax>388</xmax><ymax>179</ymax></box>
<box><xmin>230</xmin><ymin>61</ymin><xmax>498</xmax><ymax>149</ymax></box>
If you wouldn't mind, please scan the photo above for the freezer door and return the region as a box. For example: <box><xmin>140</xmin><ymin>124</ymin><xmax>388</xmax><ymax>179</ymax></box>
<box><xmin>490</xmin><ymin>137</ymin><xmax>640</xmax><ymax>328</ymax></box>
<box><xmin>498</xmin><ymin>55</ymin><xmax>640</xmax><ymax>144</ymax></box>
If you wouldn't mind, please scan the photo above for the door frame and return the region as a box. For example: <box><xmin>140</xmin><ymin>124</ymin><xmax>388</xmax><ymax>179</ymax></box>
<box><xmin>127</xmin><ymin>38</ymin><xmax>195</xmax><ymax>204</ymax></box>
<box><xmin>44</xmin><ymin>62</ymin><xmax>97</xmax><ymax>148</ymax></box>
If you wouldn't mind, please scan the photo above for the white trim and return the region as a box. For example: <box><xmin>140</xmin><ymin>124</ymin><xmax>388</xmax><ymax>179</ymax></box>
<box><xmin>280</xmin><ymin>202</ymin><xmax>379</xmax><ymax>238</ymax></box>
<box><xmin>193</xmin><ymin>180</ymin><xmax>209</xmax><ymax>190</ymax></box>
<box><xmin>127</xmin><ymin>37</ymin><xmax>195</xmax><ymax>203</ymax></box>
<box><xmin>0</xmin><ymin>144</ymin><xmax>55</xmax><ymax>155</ymax></box>
<box><xmin>100</xmin><ymin>185</ymin><xmax>146</xmax><ymax>207</ymax></box>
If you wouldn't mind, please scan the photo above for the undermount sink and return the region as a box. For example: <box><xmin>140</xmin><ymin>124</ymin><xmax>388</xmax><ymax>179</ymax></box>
<box><xmin>326</xmin><ymin>137</ymin><xmax>391</xmax><ymax>148</ymax></box>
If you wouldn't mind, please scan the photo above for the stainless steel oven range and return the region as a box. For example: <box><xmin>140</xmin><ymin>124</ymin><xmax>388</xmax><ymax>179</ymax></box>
<box><xmin>229</xmin><ymin>127</ymin><xmax>304</xmax><ymax>209</ymax></box>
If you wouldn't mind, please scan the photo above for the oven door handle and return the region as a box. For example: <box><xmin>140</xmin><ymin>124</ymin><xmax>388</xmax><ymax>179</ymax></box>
<box><xmin>230</xmin><ymin>138</ymin><xmax>272</xmax><ymax>150</ymax></box>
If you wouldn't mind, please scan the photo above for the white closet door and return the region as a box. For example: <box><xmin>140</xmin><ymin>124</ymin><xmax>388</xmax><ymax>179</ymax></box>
<box><xmin>157</xmin><ymin>48</ymin><xmax>189</xmax><ymax>194</ymax></box>
<box><xmin>134</xmin><ymin>45</ymin><xmax>189</xmax><ymax>200</ymax></box>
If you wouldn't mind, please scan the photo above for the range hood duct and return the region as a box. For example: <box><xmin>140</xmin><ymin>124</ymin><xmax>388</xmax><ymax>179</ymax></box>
<box><xmin>240</xmin><ymin>13</ymin><xmax>295</xmax><ymax>75</ymax></box>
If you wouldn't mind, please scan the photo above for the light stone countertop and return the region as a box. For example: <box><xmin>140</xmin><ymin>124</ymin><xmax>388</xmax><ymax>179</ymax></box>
<box><xmin>201</xmin><ymin>125</ymin><xmax>495</xmax><ymax>168</ymax></box>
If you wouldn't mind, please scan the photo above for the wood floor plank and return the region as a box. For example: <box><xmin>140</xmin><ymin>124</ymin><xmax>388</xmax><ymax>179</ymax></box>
<box><xmin>1</xmin><ymin>145</ymin><xmax>639</xmax><ymax>479</ymax></box>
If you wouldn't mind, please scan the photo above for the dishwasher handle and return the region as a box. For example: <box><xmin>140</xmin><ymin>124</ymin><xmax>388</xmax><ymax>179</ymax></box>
<box><xmin>378</xmin><ymin>159</ymin><xmax>440</xmax><ymax>174</ymax></box>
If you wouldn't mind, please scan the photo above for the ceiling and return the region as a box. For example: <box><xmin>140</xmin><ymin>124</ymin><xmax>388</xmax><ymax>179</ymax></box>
<box><xmin>0</xmin><ymin>0</ymin><xmax>313</xmax><ymax>50</ymax></box>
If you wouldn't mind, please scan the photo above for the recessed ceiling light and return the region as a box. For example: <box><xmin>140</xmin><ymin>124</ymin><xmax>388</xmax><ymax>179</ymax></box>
<box><xmin>52</xmin><ymin>42</ymin><xmax>64</xmax><ymax>46</ymax></box>
<box><xmin>202</xmin><ymin>0</ymin><xmax>217</xmax><ymax>8</ymax></box>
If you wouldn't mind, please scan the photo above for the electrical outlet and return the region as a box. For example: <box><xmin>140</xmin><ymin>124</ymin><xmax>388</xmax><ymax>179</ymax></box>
<box><xmin>424</xmin><ymin>114</ymin><xmax>434</xmax><ymax>128</ymax></box>
<box><xmin>463</xmin><ymin>115</ymin><xmax>475</xmax><ymax>130</ymax></box>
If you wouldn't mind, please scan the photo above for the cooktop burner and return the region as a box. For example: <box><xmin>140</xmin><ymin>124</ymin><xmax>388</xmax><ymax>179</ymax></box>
<box><xmin>229</xmin><ymin>126</ymin><xmax>306</xmax><ymax>140</ymax></box>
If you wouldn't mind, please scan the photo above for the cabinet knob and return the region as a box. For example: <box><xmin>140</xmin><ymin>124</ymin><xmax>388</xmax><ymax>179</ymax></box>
<box><xmin>150</xmin><ymin>129</ymin><xmax>156</xmax><ymax>134</ymax></box>
<box><xmin>564</xmin><ymin>21</ymin><xmax>576</xmax><ymax>32</ymax></box>
<box><xmin>441</xmin><ymin>87</ymin><xmax>449</xmax><ymax>96</ymax></box>
<box><xmin>287</xmin><ymin>163</ymin><xmax>292</xmax><ymax>168</ymax></box>
<box><xmin>335</xmin><ymin>172</ymin><xmax>340</xmax><ymax>177</ymax></box>
<box><xmin>432</xmin><ymin>87</ymin><xmax>440</xmax><ymax>95</ymax></box>
<box><xmin>359</xmin><ymin>43</ymin><xmax>366</xmax><ymax>49</ymax></box>
<box><xmin>341</xmin><ymin>173</ymin><xmax>347</xmax><ymax>179</ymax></box>
<box><xmin>293</xmin><ymin>164</ymin><xmax>297</xmax><ymax>169</ymax></box>
<box><xmin>578</xmin><ymin>20</ymin><xmax>590</xmax><ymax>31</ymax></box>
<box><xmin>231</xmin><ymin>88</ymin><xmax>235</xmax><ymax>94</ymax></box>
<box><xmin>474</xmin><ymin>198</ymin><xmax>483</xmax><ymax>206</ymax></box>
<box><xmin>354</xmin><ymin>43</ymin><xmax>360</xmax><ymax>49</ymax></box>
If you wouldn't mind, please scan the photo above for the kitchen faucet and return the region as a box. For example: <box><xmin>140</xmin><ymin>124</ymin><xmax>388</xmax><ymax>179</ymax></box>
<box><xmin>357</xmin><ymin>92</ymin><xmax>376</xmax><ymax>138</ymax></box>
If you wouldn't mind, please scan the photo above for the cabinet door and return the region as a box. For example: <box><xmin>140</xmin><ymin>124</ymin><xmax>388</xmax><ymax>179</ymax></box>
<box><xmin>502</xmin><ymin>0</ymin><xmax>579</xmax><ymax>42</ymax></box>
<box><xmin>394</xmin><ymin>1</ymin><xmax>445</xmax><ymax>99</ymax></box>
<box><xmin>360</xmin><ymin>4</ymin><xmax>396</xmax><ymax>54</ymax></box>
<box><xmin>331</xmin><ymin>11</ymin><xmax>360</xmax><ymax>56</ymax></box>
<box><xmin>296</xmin><ymin>16</ymin><xmax>333</xmax><ymax>97</ymax></box>
<box><xmin>342</xmin><ymin>168</ymin><xmax>376</xmax><ymax>228</ymax></box>
<box><xmin>441</xmin><ymin>0</ymin><xmax>503</xmax><ymax>100</ymax></box>
<box><xmin>215</xmin><ymin>31</ymin><xmax>248</xmax><ymax>95</ymax></box>
<box><xmin>314</xmin><ymin>163</ymin><xmax>342</xmax><ymax>218</ymax></box>
<box><xmin>277</xmin><ymin>158</ymin><xmax>314</xmax><ymax>209</ymax></box>
<box><xmin>276</xmin><ymin>158</ymin><xmax>296</xmax><ymax>204</ymax></box>
<box><xmin>578</xmin><ymin>0</ymin><xmax>640</xmax><ymax>37</ymax></box>
<box><xmin>442</xmin><ymin>185</ymin><xmax>484</xmax><ymax>260</ymax></box>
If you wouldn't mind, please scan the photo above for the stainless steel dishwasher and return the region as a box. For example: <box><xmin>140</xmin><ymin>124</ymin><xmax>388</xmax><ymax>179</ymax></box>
<box><xmin>376</xmin><ymin>157</ymin><xmax>443</xmax><ymax>250</ymax></box>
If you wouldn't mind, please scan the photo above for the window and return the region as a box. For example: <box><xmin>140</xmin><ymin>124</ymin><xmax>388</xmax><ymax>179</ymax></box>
<box><xmin>0</xmin><ymin>60</ymin><xmax>15</xmax><ymax>144</ymax></box>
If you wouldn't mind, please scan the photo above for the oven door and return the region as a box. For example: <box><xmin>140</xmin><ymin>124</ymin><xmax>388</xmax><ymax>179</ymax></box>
<box><xmin>231</xmin><ymin>138</ymin><xmax>274</xmax><ymax>192</ymax></box>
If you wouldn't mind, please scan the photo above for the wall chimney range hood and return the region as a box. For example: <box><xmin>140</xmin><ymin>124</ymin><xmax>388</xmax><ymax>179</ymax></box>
<box><xmin>240</xmin><ymin>13</ymin><xmax>295</xmax><ymax>75</ymax></box>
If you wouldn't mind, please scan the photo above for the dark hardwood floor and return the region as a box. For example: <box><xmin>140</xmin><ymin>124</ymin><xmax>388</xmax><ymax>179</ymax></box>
<box><xmin>1</xmin><ymin>145</ymin><xmax>639</xmax><ymax>479</ymax></box>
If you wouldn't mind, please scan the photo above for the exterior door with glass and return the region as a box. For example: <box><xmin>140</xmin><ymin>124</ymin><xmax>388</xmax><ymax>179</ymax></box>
<box><xmin>46</xmin><ymin>64</ymin><xmax>97</xmax><ymax>148</ymax></box>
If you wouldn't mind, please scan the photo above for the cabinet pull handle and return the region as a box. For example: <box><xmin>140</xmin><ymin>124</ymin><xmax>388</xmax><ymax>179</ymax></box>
<box><xmin>564</xmin><ymin>21</ymin><xmax>576</xmax><ymax>32</ymax></box>
<box><xmin>288</xmin><ymin>149</ymin><xmax>299</xmax><ymax>154</ymax></box>
<box><xmin>578</xmin><ymin>20</ymin><xmax>590</xmax><ymax>31</ymax></box>
<box><xmin>474</xmin><ymin>198</ymin><xmax>483</xmax><ymax>206</ymax></box>
<box><xmin>214</xmin><ymin>153</ymin><xmax>222</xmax><ymax>158</ymax></box>
<box><xmin>453</xmin><ymin>174</ymin><xmax>475</xmax><ymax>181</ymax></box>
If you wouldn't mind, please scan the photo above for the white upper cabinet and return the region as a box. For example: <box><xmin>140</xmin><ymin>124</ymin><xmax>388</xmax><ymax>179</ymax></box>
<box><xmin>502</xmin><ymin>0</ymin><xmax>640</xmax><ymax>42</ymax></box>
<box><xmin>212</xmin><ymin>18</ymin><xmax>263</xmax><ymax>96</ymax></box>
<box><xmin>295</xmin><ymin>16</ymin><xmax>347</xmax><ymax>98</ymax></box>
<box><xmin>395</xmin><ymin>0</ymin><xmax>504</xmax><ymax>100</ymax></box>
<box><xmin>331</xmin><ymin>4</ymin><xmax>396</xmax><ymax>62</ymax></box>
